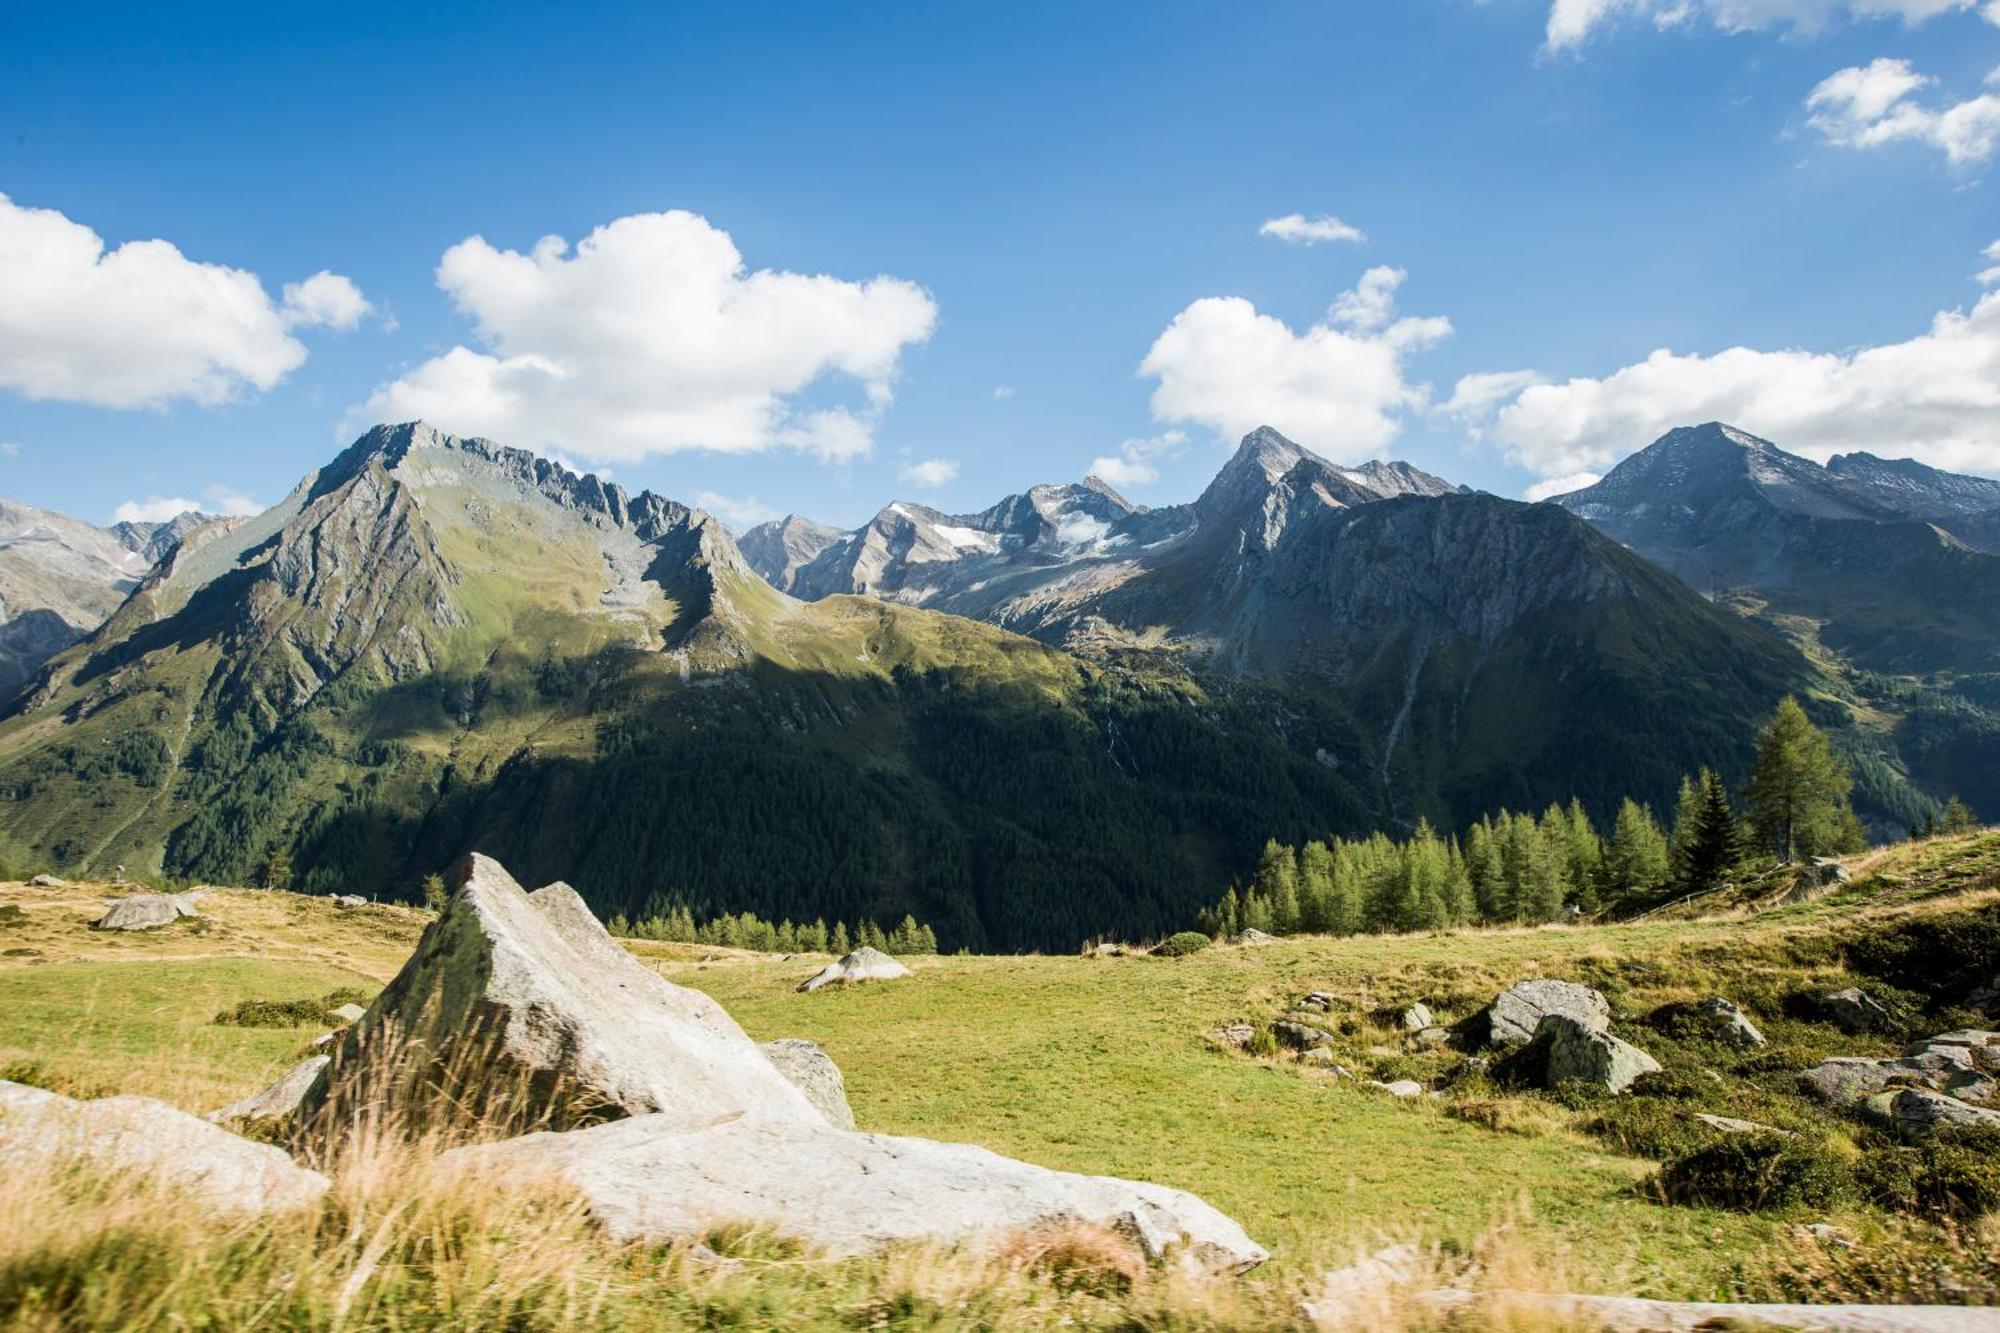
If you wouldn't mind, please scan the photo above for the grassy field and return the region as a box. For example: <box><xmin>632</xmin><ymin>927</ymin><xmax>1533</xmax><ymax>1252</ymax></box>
<box><xmin>1</xmin><ymin>833</ymin><xmax>1997</xmax><ymax>1328</ymax></box>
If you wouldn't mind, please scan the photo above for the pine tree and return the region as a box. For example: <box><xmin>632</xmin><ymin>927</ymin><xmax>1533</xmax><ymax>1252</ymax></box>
<box><xmin>1743</xmin><ymin>696</ymin><xmax>1856</xmax><ymax>863</ymax></box>
<box><xmin>1252</xmin><ymin>840</ymin><xmax>1301</xmax><ymax>933</ymax></box>
<box><xmin>1561</xmin><ymin>798</ymin><xmax>1602</xmax><ymax>913</ymax></box>
<box><xmin>1669</xmin><ymin>774</ymin><xmax>1703</xmax><ymax>884</ymax></box>
<box><xmin>260</xmin><ymin>846</ymin><xmax>292</xmax><ymax>891</ymax></box>
<box><xmin>420</xmin><ymin>871</ymin><xmax>447</xmax><ymax>911</ymax></box>
<box><xmin>1601</xmin><ymin>798</ymin><xmax>1669</xmax><ymax>903</ymax></box>
<box><xmin>830</xmin><ymin>921</ymin><xmax>851</xmax><ymax>954</ymax></box>
<box><xmin>1681</xmin><ymin>768</ymin><xmax>1744</xmax><ymax>893</ymax></box>
<box><xmin>1941</xmin><ymin>795</ymin><xmax>1977</xmax><ymax>835</ymax></box>
<box><xmin>1297</xmin><ymin>841</ymin><xmax>1335</xmax><ymax>933</ymax></box>
<box><xmin>1216</xmin><ymin>885</ymin><xmax>1241</xmax><ymax>938</ymax></box>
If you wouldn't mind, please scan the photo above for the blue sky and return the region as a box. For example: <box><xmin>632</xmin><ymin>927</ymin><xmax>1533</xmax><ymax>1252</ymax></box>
<box><xmin>2</xmin><ymin>0</ymin><xmax>1997</xmax><ymax>532</ymax></box>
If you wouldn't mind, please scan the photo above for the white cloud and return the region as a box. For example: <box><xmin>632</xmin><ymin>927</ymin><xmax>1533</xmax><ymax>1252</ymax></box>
<box><xmin>899</xmin><ymin>457</ymin><xmax>959</xmax><ymax>488</ymax></box>
<box><xmin>1525</xmin><ymin>472</ymin><xmax>1603</xmax><ymax>502</ymax></box>
<box><xmin>356</xmin><ymin>209</ymin><xmax>938</xmax><ymax>464</ymax></box>
<box><xmin>0</xmin><ymin>194</ymin><xmax>364</xmax><ymax>410</ymax></box>
<box><xmin>1259</xmin><ymin>214</ymin><xmax>1367</xmax><ymax>246</ymax></box>
<box><xmin>992</xmin><ymin>384</ymin><xmax>1016</xmax><ymax>399</ymax></box>
<box><xmin>0</xmin><ymin>442</ymin><xmax>19</xmax><ymax>458</ymax></box>
<box><xmin>693</xmin><ymin>489</ymin><xmax>782</xmax><ymax>531</ymax></box>
<box><xmin>1982</xmin><ymin>238</ymin><xmax>2000</xmax><ymax>285</ymax></box>
<box><xmin>1455</xmin><ymin>261</ymin><xmax>2000</xmax><ymax>480</ymax></box>
<box><xmin>1440</xmin><ymin>370</ymin><xmax>1548</xmax><ymax>427</ymax></box>
<box><xmin>1138</xmin><ymin>269</ymin><xmax>1451</xmax><ymax>459</ymax></box>
<box><xmin>111</xmin><ymin>496</ymin><xmax>202</xmax><ymax>524</ymax></box>
<box><xmin>1086</xmin><ymin>429</ymin><xmax>1187</xmax><ymax>489</ymax></box>
<box><xmin>280</xmin><ymin>271</ymin><xmax>372</xmax><ymax>331</ymax></box>
<box><xmin>1547</xmin><ymin>0</ymin><xmax>1997</xmax><ymax>51</ymax></box>
<box><xmin>1807</xmin><ymin>58</ymin><xmax>2000</xmax><ymax>165</ymax></box>
<box><xmin>202</xmin><ymin>484</ymin><xmax>261</xmax><ymax>516</ymax></box>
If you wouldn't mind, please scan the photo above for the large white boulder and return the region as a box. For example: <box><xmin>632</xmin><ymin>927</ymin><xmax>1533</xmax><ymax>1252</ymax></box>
<box><xmin>310</xmin><ymin>854</ymin><xmax>1264</xmax><ymax>1271</ymax></box>
<box><xmin>798</xmin><ymin>946</ymin><xmax>911</xmax><ymax>993</ymax></box>
<box><xmin>440</xmin><ymin>1112</ymin><xmax>1267</xmax><ymax>1272</ymax></box>
<box><xmin>93</xmin><ymin>893</ymin><xmax>199</xmax><ymax>931</ymax></box>
<box><xmin>297</xmin><ymin>856</ymin><xmax>824</xmax><ymax>1140</ymax></box>
<box><xmin>760</xmin><ymin>1038</ymin><xmax>855</xmax><ymax>1130</ymax></box>
<box><xmin>0</xmin><ymin>1081</ymin><xmax>328</xmax><ymax>1214</ymax></box>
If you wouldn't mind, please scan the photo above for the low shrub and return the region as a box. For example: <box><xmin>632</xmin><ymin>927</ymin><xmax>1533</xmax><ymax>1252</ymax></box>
<box><xmin>1446</xmin><ymin>1097</ymin><xmax>1568</xmax><ymax>1139</ymax></box>
<box><xmin>1628</xmin><ymin>1068</ymin><xmax>1713</xmax><ymax>1101</ymax></box>
<box><xmin>1846</xmin><ymin>904</ymin><xmax>2000</xmax><ymax>1006</ymax></box>
<box><xmin>1581</xmin><ymin>1101</ymin><xmax>1712</xmax><ymax>1162</ymax></box>
<box><xmin>1857</xmin><ymin>1132</ymin><xmax>2000</xmax><ymax>1221</ymax></box>
<box><xmin>1657</xmin><ymin>1134</ymin><xmax>1851</xmax><ymax>1213</ymax></box>
<box><xmin>212</xmin><ymin>988</ymin><xmax>369</xmax><ymax>1029</ymax></box>
<box><xmin>1151</xmin><ymin>931</ymin><xmax>1211</xmax><ymax>958</ymax></box>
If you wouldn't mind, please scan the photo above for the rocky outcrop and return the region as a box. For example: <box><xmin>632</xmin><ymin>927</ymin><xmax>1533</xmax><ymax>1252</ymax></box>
<box><xmin>206</xmin><ymin>1056</ymin><xmax>330</xmax><ymax>1127</ymax></box>
<box><xmin>1821</xmin><ymin>988</ymin><xmax>1894</xmax><ymax>1035</ymax></box>
<box><xmin>440</xmin><ymin>1111</ymin><xmax>1265</xmax><ymax>1271</ymax></box>
<box><xmin>1273</xmin><ymin>1021</ymin><xmax>1333</xmax><ymax>1051</ymax></box>
<box><xmin>760</xmin><ymin>1039</ymin><xmax>855</xmax><ymax>1131</ymax></box>
<box><xmin>1</xmin><ymin>1080</ymin><xmax>328</xmax><ymax>1214</ymax></box>
<box><xmin>1538</xmin><ymin>1014</ymin><xmax>1661</xmax><ymax>1093</ymax></box>
<box><xmin>306</xmin><ymin>854</ymin><xmax>1264</xmax><ymax>1270</ymax></box>
<box><xmin>1880</xmin><ymin>1087</ymin><xmax>2000</xmax><ymax>1143</ymax></box>
<box><xmin>797</xmin><ymin>946</ymin><xmax>910</xmax><ymax>993</ymax></box>
<box><xmin>1399</xmin><ymin>1004</ymin><xmax>1434</xmax><ymax>1033</ymax></box>
<box><xmin>296</xmin><ymin>856</ymin><xmax>826</xmax><ymax>1141</ymax></box>
<box><xmin>1800</xmin><ymin>1031</ymin><xmax>1999</xmax><ymax>1109</ymax></box>
<box><xmin>94</xmin><ymin>893</ymin><xmax>199</xmax><ymax>931</ymax></box>
<box><xmin>1695</xmin><ymin>997</ymin><xmax>1767</xmax><ymax>1050</ymax></box>
<box><xmin>1480</xmin><ymin>980</ymin><xmax>1610</xmax><ymax>1049</ymax></box>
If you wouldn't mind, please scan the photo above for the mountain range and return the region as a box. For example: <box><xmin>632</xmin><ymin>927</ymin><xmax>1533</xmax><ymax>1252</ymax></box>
<box><xmin>0</xmin><ymin>419</ymin><xmax>1988</xmax><ymax>946</ymax></box>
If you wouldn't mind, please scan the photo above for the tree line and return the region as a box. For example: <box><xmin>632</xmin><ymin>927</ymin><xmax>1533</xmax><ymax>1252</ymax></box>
<box><xmin>1196</xmin><ymin>696</ymin><xmax>1977</xmax><ymax>940</ymax></box>
<box><xmin>603</xmin><ymin>905</ymin><xmax>939</xmax><ymax>956</ymax></box>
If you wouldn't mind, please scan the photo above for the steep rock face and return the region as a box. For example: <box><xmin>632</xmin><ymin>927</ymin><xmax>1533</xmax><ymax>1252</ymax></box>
<box><xmin>0</xmin><ymin>498</ymin><xmax>161</xmax><ymax>697</ymax></box>
<box><xmin>1826</xmin><ymin>451</ymin><xmax>2000</xmax><ymax>527</ymax></box>
<box><xmin>738</xmin><ymin>515</ymin><xmax>847</xmax><ymax>593</ymax></box>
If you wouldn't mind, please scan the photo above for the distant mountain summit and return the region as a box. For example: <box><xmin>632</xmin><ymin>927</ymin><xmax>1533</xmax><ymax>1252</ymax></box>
<box><xmin>0</xmin><ymin>497</ymin><xmax>211</xmax><ymax>698</ymax></box>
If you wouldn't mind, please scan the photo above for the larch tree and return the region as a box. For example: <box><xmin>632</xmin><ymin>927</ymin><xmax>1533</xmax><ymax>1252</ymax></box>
<box><xmin>1743</xmin><ymin>696</ymin><xmax>1857</xmax><ymax>863</ymax></box>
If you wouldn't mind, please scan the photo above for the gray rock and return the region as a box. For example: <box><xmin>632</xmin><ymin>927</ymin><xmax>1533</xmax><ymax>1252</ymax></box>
<box><xmin>29</xmin><ymin>874</ymin><xmax>65</xmax><ymax>887</ymax></box>
<box><xmin>328</xmin><ymin>1003</ymin><xmax>366</xmax><ymax>1025</ymax></box>
<box><xmin>760</xmin><ymin>1038</ymin><xmax>855</xmax><ymax>1131</ymax></box>
<box><xmin>1272</xmin><ymin>1021</ymin><xmax>1334</xmax><ymax>1051</ymax></box>
<box><xmin>1539</xmin><ymin>1014</ymin><xmax>1661</xmax><ymax>1093</ymax></box>
<box><xmin>1695</xmin><ymin>997</ymin><xmax>1766</xmax><ymax>1050</ymax></box>
<box><xmin>441</xmin><ymin>1111</ymin><xmax>1265</xmax><ymax>1272</ymax></box>
<box><xmin>1</xmin><ymin>1080</ymin><xmax>328</xmax><ymax>1214</ymax></box>
<box><xmin>1695</xmin><ymin>1113</ymin><xmax>1792</xmax><ymax>1137</ymax></box>
<box><xmin>798</xmin><ymin>946</ymin><xmax>911</xmax><ymax>993</ymax></box>
<box><xmin>1210</xmin><ymin>1023</ymin><xmax>1256</xmax><ymax>1050</ymax></box>
<box><xmin>330</xmin><ymin>894</ymin><xmax>367</xmax><ymax>908</ymax></box>
<box><xmin>298</xmin><ymin>856</ymin><xmax>828</xmax><ymax>1140</ymax></box>
<box><xmin>1399</xmin><ymin>1003</ymin><xmax>1435</xmax><ymax>1033</ymax></box>
<box><xmin>1236</xmin><ymin>928</ymin><xmax>1274</xmax><ymax>945</ymax></box>
<box><xmin>1885</xmin><ymin>1088</ymin><xmax>2000</xmax><ymax>1142</ymax></box>
<box><xmin>1413</xmin><ymin>1026</ymin><xmax>1451</xmax><ymax>1048</ymax></box>
<box><xmin>1368</xmin><ymin>1079</ymin><xmax>1425</xmax><ymax>1098</ymax></box>
<box><xmin>206</xmin><ymin>1056</ymin><xmax>330</xmax><ymax>1126</ymax></box>
<box><xmin>1484</xmin><ymin>980</ymin><xmax>1611</xmax><ymax>1049</ymax></box>
<box><xmin>1799</xmin><ymin>1048</ymin><xmax>1976</xmax><ymax>1106</ymax></box>
<box><xmin>1298</xmin><ymin>1049</ymin><xmax>1352</xmax><ymax>1075</ymax></box>
<box><xmin>1298</xmin><ymin>991</ymin><xmax>1334</xmax><ymax>1012</ymax></box>
<box><xmin>93</xmin><ymin>893</ymin><xmax>199</xmax><ymax>931</ymax></box>
<box><xmin>1822</xmin><ymin>988</ymin><xmax>1893</xmax><ymax>1034</ymax></box>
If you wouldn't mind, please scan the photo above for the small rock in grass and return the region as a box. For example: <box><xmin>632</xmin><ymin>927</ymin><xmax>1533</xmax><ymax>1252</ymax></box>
<box><xmin>1368</xmin><ymin>1079</ymin><xmax>1424</xmax><ymax>1098</ymax></box>
<box><xmin>1695</xmin><ymin>998</ymin><xmax>1766</xmax><ymax>1050</ymax></box>
<box><xmin>1820</xmin><ymin>988</ymin><xmax>1893</xmax><ymax>1035</ymax></box>
<box><xmin>1399</xmin><ymin>1003</ymin><xmax>1435</xmax><ymax>1033</ymax></box>
<box><xmin>1538</xmin><ymin>1014</ymin><xmax>1660</xmax><ymax>1094</ymax></box>
<box><xmin>798</xmin><ymin>946</ymin><xmax>910</xmax><ymax>993</ymax></box>
<box><xmin>1273</xmin><ymin>1021</ymin><xmax>1334</xmax><ymax>1051</ymax></box>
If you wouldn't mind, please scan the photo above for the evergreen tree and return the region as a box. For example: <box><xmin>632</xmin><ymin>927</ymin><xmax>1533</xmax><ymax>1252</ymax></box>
<box><xmin>1560</xmin><ymin>798</ymin><xmax>1603</xmax><ymax>913</ymax></box>
<box><xmin>1252</xmin><ymin>840</ymin><xmax>1301</xmax><ymax>933</ymax></box>
<box><xmin>1601</xmin><ymin>799</ymin><xmax>1669</xmax><ymax>903</ymax></box>
<box><xmin>260</xmin><ymin>846</ymin><xmax>292</xmax><ymax>891</ymax></box>
<box><xmin>1297</xmin><ymin>841</ymin><xmax>1335</xmax><ymax>933</ymax></box>
<box><xmin>1681</xmin><ymin>768</ymin><xmax>1744</xmax><ymax>893</ymax></box>
<box><xmin>830</xmin><ymin>921</ymin><xmax>851</xmax><ymax>954</ymax></box>
<box><xmin>420</xmin><ymin>871</ymin><xmax>447</xmax><ymax>911</ymax></box>
<box><xmin>1941</xmin><ymin>795</ymin><xmax>1977</xmax><ymax>835</ymax></box>
<box><xmin>1216</xmin><ymin>885</ymin><xmax>1241</xmax><ymax>938</ymax></box>
<box><xmin>1669</xmin><ymin>774</ymin><xmax>1703</xmax><ymax>884</ymax></box>
<box><xmin>1743</xmin><ymin>696</ymin><xmax>1856</xmax><ymax>863</ymax></box>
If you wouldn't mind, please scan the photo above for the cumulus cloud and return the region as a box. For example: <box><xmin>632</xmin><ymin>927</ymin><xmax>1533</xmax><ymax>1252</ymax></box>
<box><xmin>111</xmin><ymin>496</ymin><xmax>201</xmax><ymax>523</ymax></box>
<box><xmin>1138</xmin><ymin>269</ymin><xmax>1451</xmax><ymax>458</ymax></box>
<box><xmin>1982</xmin><ymin>238</ymin><xmax>2000</xmax><ymax>285</ymax></box>
<box><xmin>356</xmin><ymin>209</ymin><xmax>938</xmax><ymax>464</ymax></box>
<box><xmin>1453</xmin><ymin>260</ymin><xmax>2000</xmax><ymax>480</ymax></box>
<box><xmin>899</xmin><ymin>458</ymin><xmax>959</xmax><ymax>488</ymax></box>
<box><xmin>0</xmin><ymin>194</ymin><xmax>365</xmax><ymax>410</ymax></box>
<box><xmin>1546</xmin><ymin>0</ymin><xmax>1997</xmax><ymax>51</ymax></box>
<box><xmin>203</xmin><ymin>484</ymin><xmax>261</xmax><ymax>516</ymax></box>
<box><xmin>280</xmin><ymin>271</ymin><xmax>372</xmax><ymax>330</ymax></box>
<box><xmin>1259</xmin><ymin>214</ymin><xmax>1367</xmax><ymax>245</ymax></box>
<box><xmin>992</xmin><ymin>384</ymin><xmax>1016</xmax><ymax>399</ymax></box>
<box><xmin>1440</xmin><ymin>370</ymin><xmax>1548</xmax><ymax>429</ymax></box>
<box><xmin>693</xmin><ymin>489</ymin><xmax>782</xmax><ymax>530</ymax></box>
<box><xmin>1807</xmin><ymin>58</ymin><xmax>2000</xmax><ymax>165</ymax></box>
<box><xmin>1086</xmin><ymin>429</ymin><xmax>1187</xmax><ymax>489</ymax></box>
<box><xmin>1524</xmin><ymin>472</ymin><xmax>1603</xmax><ymax>502</ymax></box>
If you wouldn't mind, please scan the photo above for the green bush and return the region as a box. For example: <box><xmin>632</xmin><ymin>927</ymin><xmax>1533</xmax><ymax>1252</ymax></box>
<box><xmin>1628</xmin><ymin>1068</ymin><xmax>1713</xmax><ymax>1101</ymax></box>
<box><xmin>1658</xmin><ymin>1134</ymin><xmax>1851</xmax><ymax>1213</ymax></box>
<box><xmin>1857</xmin><ymin>1133</ymin><xmax>2000</xmax><ymax>1221</ymax></box>
<box><xmin>1152</xmin><ymin>931</ymin><xmax>1212</xmax><ymax>958</ymax></box>
<box><xmin>211</xmin><ymin>988</ymin><xmax>370</xmax><ymax>1029</ymax></box>
<box><xmin>1846</xmin><ymin>904</ymin><xmax>2000</xmax><ymax>1005</ymax></box>
<box><xmin>1582</xmin><ymin>1100</ymin><xmax>1715</xmax><ymax>1162</ymax></box>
